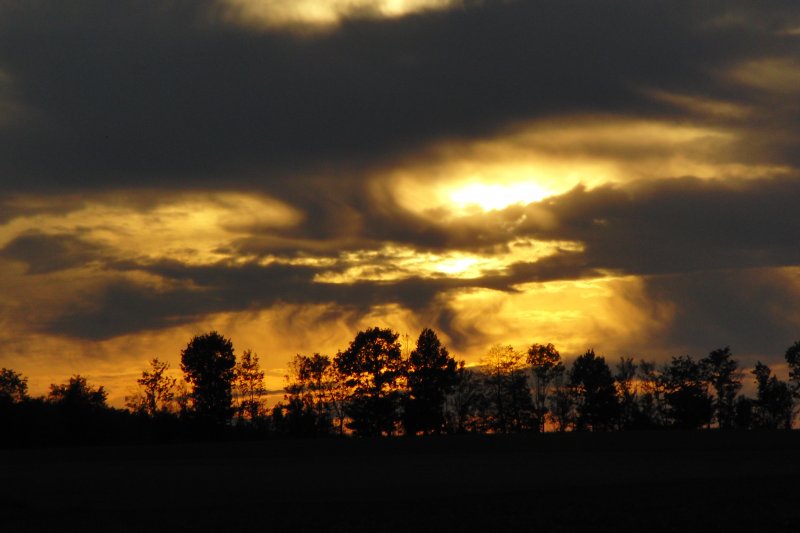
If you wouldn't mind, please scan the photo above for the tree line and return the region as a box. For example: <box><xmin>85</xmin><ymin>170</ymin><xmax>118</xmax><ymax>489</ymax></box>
<box><xmin>272</xmin><ymin>330</ymin><xmax>800</xmax><ymax>436</ymax></box>
<box><xmin>3</xmin><ymin>328</ymin><xmax>800</xmax><ymax>445</ymax></box>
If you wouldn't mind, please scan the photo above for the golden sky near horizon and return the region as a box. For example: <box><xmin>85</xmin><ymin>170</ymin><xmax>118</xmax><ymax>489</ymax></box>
<box><xmin>1</xmin><ymin>0</ymin><xmax>800</xmax><ymax>405</ymax></box>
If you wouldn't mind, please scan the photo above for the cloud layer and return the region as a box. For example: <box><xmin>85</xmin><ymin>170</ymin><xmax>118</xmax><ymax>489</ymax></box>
<box><xmin>1</xmin><ymin>0</ymin><xmax>798</xmax><ymax>189</ymax></box>
<box><xmin>1</xmin><ymin>0</ymin><xmax>800</xmax><ymax>399</ymax></box>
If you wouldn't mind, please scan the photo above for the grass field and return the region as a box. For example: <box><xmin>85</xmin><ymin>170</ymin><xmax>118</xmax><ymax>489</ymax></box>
<box><xmin>3</xmin><ymin>431</ymin><xmax>800</xmax><ymax>532</ymax></box>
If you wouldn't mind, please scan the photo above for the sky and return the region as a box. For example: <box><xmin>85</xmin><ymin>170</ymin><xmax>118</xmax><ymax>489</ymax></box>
<box><xmin>1</xmin><ymin>0</ymin><xmax>800</xmax><ymax>405</ymax></box>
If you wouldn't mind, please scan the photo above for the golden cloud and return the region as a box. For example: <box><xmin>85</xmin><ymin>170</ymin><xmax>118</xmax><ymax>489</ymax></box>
<box><xmin>386</xmin><ymin>115</ymin><xmax>791</xmax><ymax>219</ymax></box>
<box><xmin>220</xmin><ymin>0</ymin><xmax>458</xmax><ymax>30</ymax></box>
<box><xmin>0</xmin><ymin>274</ymin><xmax>671</xmax><ymax>406</ymax></box>
<box><xmin>312</xmin><ymin>240</ymin><xmax>583</xmax><ymax>283</ymax></box>
<box><xmin>443</xmin><ymin>275</ymin><xmax>675</xmax><ymax>361</ymax></box>
<box><xmin>0</xmin><ymin>192</ymin><xmax>302</xmax><ymax>267</ymax></box>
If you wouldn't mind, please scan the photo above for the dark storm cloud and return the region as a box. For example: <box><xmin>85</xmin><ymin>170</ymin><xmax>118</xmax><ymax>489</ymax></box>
<box><xmin>516</xmin><ymin>176</ymin><xmax>800</xmax><ymax>277</ymax></box>
<box><xmin>42</xmin><ymin>278</ymin><xmax>214</xmax><ymax>339</ymax></box>
<box><xmin>0</xmin><ymin>0</ymin><xmax>798</xmax><ymax>194</ymax></box>
<box><xmin>40</xmin><ymin>260</ymin><xmax>468</xmax><ymax>339</ymax></box>
<box><xmin>629</xmin><ymin>268</ymin><xmax>800</xmax><ymax>363</ymax></box>
<box><xmin>1</xmin><ymin>231</ymin><xmax>105</xmax><ymax>274</ymax></box>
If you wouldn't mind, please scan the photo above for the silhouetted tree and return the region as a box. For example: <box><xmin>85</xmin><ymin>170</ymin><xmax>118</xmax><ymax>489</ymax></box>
<box><xmin>0</xmin><ymin>368</ymin><xmax>28</xmax><ymax>405</ymax></box>
<box><xmin>444</xmin><ymin>363</ymin><xmax>485</xmax><ymax>433</ymax></box>
<box><xmin>173</xmin><ymin>380</ymin><xmax>192</xmax><ymax>416</ymax></box>
<box><xmin>785</xmin><ymin>340</ymin><xmax>800</xmax><ymax>399</ymax></box>
<box><xmin>548</xmin><ymin>363</ymin><xmax>573</xmax><ymax>432</ymax></box>
<box><xmin>48</xmin><ymin>375</ymin><xmax>108</xmax><ymax>411</ymax></box>
<box><xmin>273</xmin><ymin>393</ymin><xmax>317</xmax><ymax>436</ymax></box>
<box><xmin>334</xmin><ymin>327</ymin><xmax>405</xmax><ymax>436</ymax></box>
<box><xmin>0</xmin><ymin>368</ymin><xmax>29</xmax><ymax>443</ymax></box>
<box><xmin>752</xmin><ymin>362</ymin><xmax>794</xmax><ymax>429</ymax></box>
<box><xmin>701</xmin><ymin>347</ymin><xmax>742</xmax><ymax>429</ymax></box>
<box><xmin>527</xmin><ymin>343</ymin><xmax>562</xmax><ymax>432</ymax></box>
<box><xmin>637</xmin><ymin>360</ymin><xmax>666</xmax><ymax>427</ymax></box>
<box><xmin>41</xmin><ymin>376</ymin><xmax>132</xmax><ymax>446</ymax></box>
<box><xmin>402</xmin><ymin>328</ymin><xmax>459</xmax><ymax>435</ymax></box>
<box><xmin>615</xmin><ymin>357</ymin><xmax>638</xmax><ymax>430</ymax></box>
<box><xmin>126</xmin><ymin>358</ymin><xmax>177</xmax><ymax>416</ymax></box>
<box><xmin>312</xmin><ymin>359</ymin><xmax>349</xmax><ymax>436</ymax></box>
<box><xmin>180</xmin><ymin>331</ymin><xmax>236</xmax><ymax>425</ymax></box>
<box><xmin>733</xmin><ymin>396</ymin><xmax>755</xmax><ymax>430</ymax></box>
<box><xmin>234</xmin><ymin>350</ymin><xmax>266</xmax><ymax>422</ymax></box>
<box><xmin>661</xmin><ymin>355</ymin><xmax>712</xmax><ymax>429</ymax></box>
<box><xmin>482</xmin><ymin>344</ymin><xmax>533</xmax><ymax>433</ymax></box>
<box><xmin>569</xmin><ymin>350</ymin><xmax>618</xmax><ymax>431</ymax></box>
<box><xmin>278</xmin><ymin>353</ymin><xmax>337</xmax><ymax>435</ymax></box>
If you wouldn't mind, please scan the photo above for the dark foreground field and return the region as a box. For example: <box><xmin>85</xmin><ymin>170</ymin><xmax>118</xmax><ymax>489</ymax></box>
<box><xmin>3</xmin><ymin>431</ymin><xmax>800</xmax><ymax>532</ymax></box>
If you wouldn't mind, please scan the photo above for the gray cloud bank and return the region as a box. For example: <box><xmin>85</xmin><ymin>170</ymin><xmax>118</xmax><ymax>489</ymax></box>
<box><xmin>0</xmin><ymin>0</ymin><xmax>798</xmax><ymax>191</ymax></box>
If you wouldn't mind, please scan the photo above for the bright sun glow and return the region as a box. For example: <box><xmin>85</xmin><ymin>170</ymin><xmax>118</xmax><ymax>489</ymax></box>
<box><xmin>223</xmin><ymin>0</ymin><xmax>456</xmax><ymax>29</ymax></box>
<box><xmin>448</xmin><ymin>181</ymin><xmax>553</xmax><ymax>212</ymax></box>
<box><xmin>387</xmin><ymin>115</ymin><xmax>789</xmax><ymax>220</ymax></box>
<box><xmin>312</xmin><ymin>240</ymin><xmax>583</xmax><ymax>283</ymax></box>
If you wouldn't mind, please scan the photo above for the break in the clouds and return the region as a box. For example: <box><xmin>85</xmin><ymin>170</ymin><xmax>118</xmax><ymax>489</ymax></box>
<box><xmin>1</xmin><ymin>0</ymin><xmax>800</xmax><ymax>401</ymax></box>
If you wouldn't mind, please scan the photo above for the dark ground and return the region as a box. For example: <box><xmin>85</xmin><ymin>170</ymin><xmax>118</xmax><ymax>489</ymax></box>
<box><xmin>2</xmin><ymin>431</ymin><xmax>799</xmax><ymax>532</ymax></box>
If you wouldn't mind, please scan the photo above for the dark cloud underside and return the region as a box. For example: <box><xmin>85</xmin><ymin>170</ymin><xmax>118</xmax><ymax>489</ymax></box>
<box><xmin>637</xmin><ymin>268</ymin><xmax>800</xmax><ymax>361</ymax></box>
<box><xmin>3</xmin><ymin>176</ymin><xmax>798</xmax><ymax>353</ymax></box>
<box><xmin>0</xmin><ymin>0</ymin><xmax>798</xmax><ymax>192</ymax></box>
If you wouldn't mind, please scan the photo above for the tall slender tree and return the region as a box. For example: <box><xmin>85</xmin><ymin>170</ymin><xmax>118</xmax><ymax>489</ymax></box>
<box><xmin>785</xmin><ymin>340</ymin><xmax>800</xmax><ymax>398</ymax></box>
<box><xmin>280</xmin><ymin>353</ymin><xmax>340</xmax><ymax>435</ymax></box>
<box><xmin>234</xmin><ymin>350</ymin><xmax>266</xmax><ymax>422</ymax></box>
<box><xmin>662</xmin><ymin>355</ymin><xmax>712</xmax><ymax>429</ymax></box>
<box><xmin>444</xmin><ymin>363</ymin><xmax>485</xmax><ymax>433</ymax></box>
<box><xmin>701</xmin><ymin>347</ymin><xmax>742</xmax><ymax>429</ymax></box>
<box><xmin>752</xmin><ymin>362</ymin><xmax>794</xmax><ymax>429</ymax></box>
<box><xmin>637</xmin><ymin>360</ymin><xmax>666</xmax><ymax>428</ymax></box>
<box><xmin>403</xmin><ymin>328</ymin><xmax>459</xmax><ymax>435</ymax></box>
<box><xmin>482</xmin><ymin>344</ymin><xmax>533</xmax><ymax>433</ymax></box>
<box><xmin>548</xmin><ymin>364</ymin><xmax>573</xmax><ymax>432</ymax></box>
<box><xmin>527</xmin><ymin>343</ymin><xmax>562</xmax><ymax>432</ymax></box>
<box><xmin>615</xmin><ymin>357</ymin><xmax>639</xmax><ymax>430</ymax></box>
<box><xmin>569</xmin><ymin>349</ymin><xmax>618</xmax><ymax>431</ymax></box>
<box><xmin>126</xmin><ymin>358</ymin><xmax>176</xmax><ymax>416</ymax></box>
